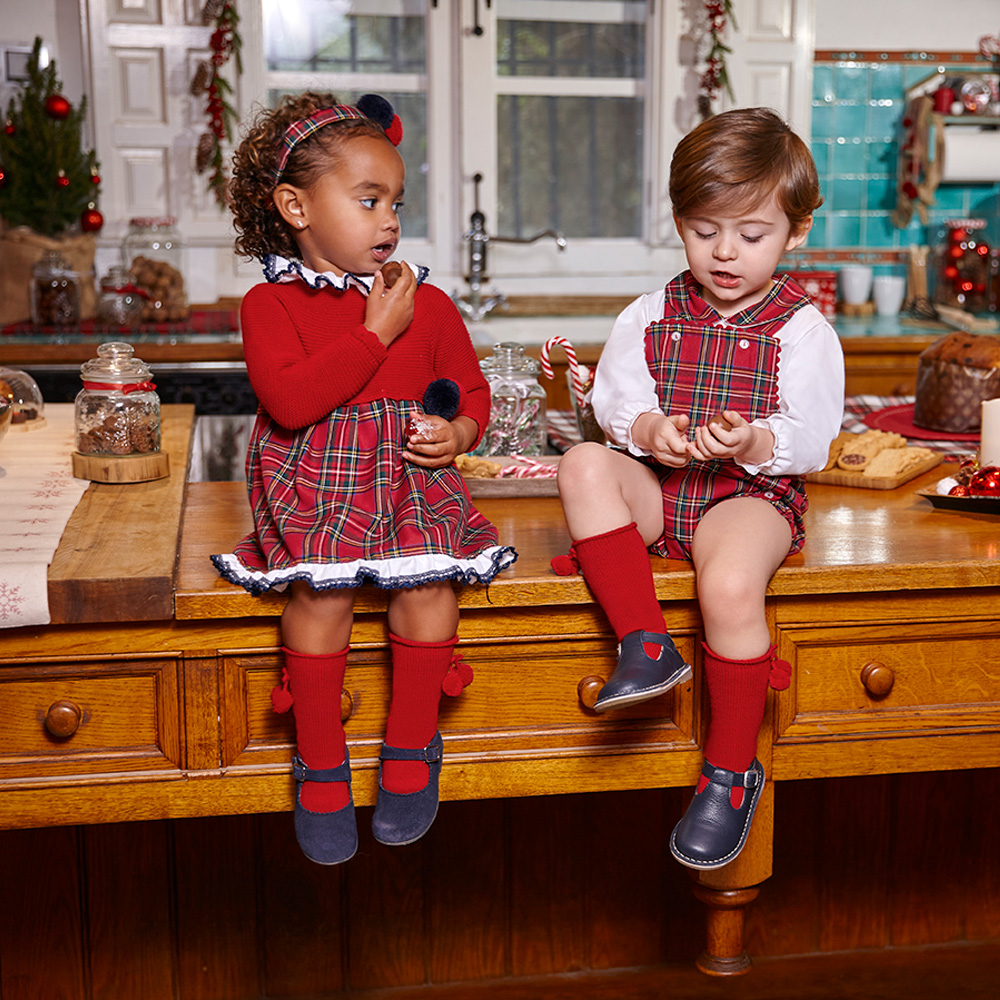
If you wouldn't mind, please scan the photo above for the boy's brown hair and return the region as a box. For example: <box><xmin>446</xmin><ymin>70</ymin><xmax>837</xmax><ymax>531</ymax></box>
<box><xmin>669</xmin><ymin>107</ymin><xmax>822</xmax><ymax>231</ymax></box>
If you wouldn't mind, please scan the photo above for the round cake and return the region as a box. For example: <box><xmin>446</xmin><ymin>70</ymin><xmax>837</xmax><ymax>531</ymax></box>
<box><xmin>913</xmin><ymin>331</ymin><xmax>1000</xmax><ymax>433</ymax></box>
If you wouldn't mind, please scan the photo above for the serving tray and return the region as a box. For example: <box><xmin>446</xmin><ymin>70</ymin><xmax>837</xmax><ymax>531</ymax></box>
<box><xmin>460</xmin><ymin>455</ymin><xmax>560</xmax><ymax>497</ymax></box>
<box><xmin>806</xmin><ymin>450</ymin><xmax>943</xmax><ymax>490</ymax></box>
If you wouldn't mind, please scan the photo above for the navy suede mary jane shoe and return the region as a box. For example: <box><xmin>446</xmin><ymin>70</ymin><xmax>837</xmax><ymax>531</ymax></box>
<box><xmin>592</xmin><ymin>629</ymin><xmax>692</xmax><ymax>712</ymax></box>
<box><xmin>292</xmin><ymin>749</ymin><xmax>358</xmax><ymax>866</ymax></box>
<box><xmin>669</xmin><ymin>758</ymin><xmax>765</xmax><ymax>870</ymax></box>
<box><xmin>372</xmin><ymin>731</ymin><xmax>444</xmax><ymax>846</ymax></box>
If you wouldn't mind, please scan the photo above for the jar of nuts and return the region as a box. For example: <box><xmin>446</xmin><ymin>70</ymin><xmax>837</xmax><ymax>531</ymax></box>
<box><xmin>121</xmin><ymin>217</ymin><xmax>189</xmax><ymax>323</ymax></box>
<box><xmin>30</xmin><ymin>250</ymin><xmax>80</xmax><ymax>326</ymax></box>
<box><xmin>75</xmin><ymin>342</ymin><xmax>161</xmax><ymax>457</ymax></box>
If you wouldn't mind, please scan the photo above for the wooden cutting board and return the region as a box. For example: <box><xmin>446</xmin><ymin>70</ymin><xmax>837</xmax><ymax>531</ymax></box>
<box><xmin>806</xmin><ymin>449</ymin><xmax>943</xmax><ymax>490</ymax></box>
<box><xmin>461</xmin><ymin>455</ymin><xmax>561</xmax><ymax>497</ymax></box>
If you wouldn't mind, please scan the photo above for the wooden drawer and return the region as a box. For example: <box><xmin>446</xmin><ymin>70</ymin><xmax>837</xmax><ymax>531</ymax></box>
<box><xmin>0</xmin><ymin>658</ymin><xmax>182</xmax><ymax>780</ymax></box>
<box><xmin>220</xmin><ymin>634</ymin><xmax>700</xmax><ymax>772</ymax></box>
<box><xmin>776</xmin><ymin>620</ymin><xmax>1000</xmax><ymax>744</ymax></box>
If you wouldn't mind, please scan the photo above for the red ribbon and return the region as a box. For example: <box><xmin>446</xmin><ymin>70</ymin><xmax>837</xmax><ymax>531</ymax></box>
<box><xmin>82</xmin><ymin>380</ymin><xmax>157</xmax><ymax>393</ymax></box>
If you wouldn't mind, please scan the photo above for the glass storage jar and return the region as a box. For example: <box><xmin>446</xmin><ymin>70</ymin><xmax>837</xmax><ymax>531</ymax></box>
<box><xmin>30</xmin><ymin>250</ymin><xmax>80</xmax><ymax>326</ymax></box>
<box><xmin>96</xmin><ymin>265</ymin><xmax>146</xmax><ymax>327</ymax></box>
<box><xmin>0</xmin><ymin>365</ymin><xmax>45</xmax><ymax>427</ymax></box>
<box><xmin>474</xmin><ymin>342</ymin><xmax>547</xmax><ymax>456</ymax></box>
<box><xmin>75</xmin><ymin>342</ymin><xmax>161</xmax><ymax>456</ymax></box>
<box><xmin>121</xmin><ymin>217</ymin><xmax>189</xmax><ymax>322</ymax></box>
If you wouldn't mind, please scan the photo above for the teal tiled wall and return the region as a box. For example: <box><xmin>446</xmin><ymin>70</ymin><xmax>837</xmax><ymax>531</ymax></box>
<box><xmin>810</xmin><ymin>55</ymin><xmax>1000</xmax><ymax>252</ymax></box>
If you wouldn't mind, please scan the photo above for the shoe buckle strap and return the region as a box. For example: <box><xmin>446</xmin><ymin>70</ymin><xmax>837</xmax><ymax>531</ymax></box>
<box><xmin>702</xmin><ymin>760</ymin><xmax>761</xmax><ymax>789</ymax></box>
<box><xmin>380</xmin><ymin>740</ymin><xmax>442</xmax><ymax>764</ymax></box>
<box><xmin>292</xmin><ymin>756</ymin><xmax>351</xmax><ymax>784</ymax></box>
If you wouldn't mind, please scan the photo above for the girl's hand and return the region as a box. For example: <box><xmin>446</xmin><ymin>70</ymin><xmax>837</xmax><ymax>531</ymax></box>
<box><xmin>688</xmin><ymin>410</ymin><xmax>761</xmax><ymax>462</ymax></box>
<box><xmin>404</xmin><ymin>414</ymin><xmax>476</xmax><ymax>469</ymax></box>
<box><xmin>632</xmin><ymin>411</ymin><xmax>691</xmax><ymax>468</ymax></box>
<box><xmin>365</xmin><ymin>265</ymin><xmax>416</xmax><ymax>347</ymax></box>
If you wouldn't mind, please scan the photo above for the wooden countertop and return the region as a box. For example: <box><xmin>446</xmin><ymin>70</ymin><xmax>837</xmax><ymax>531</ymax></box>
<box><xmin>175</xmin><ymin>464</ymin><xmax>1000</xmax><ymax>622</ymax></box>
<box><xmin>47</xmin><ymin>403</ymin><xmax>195</xmax><ymax>624</ymax></box>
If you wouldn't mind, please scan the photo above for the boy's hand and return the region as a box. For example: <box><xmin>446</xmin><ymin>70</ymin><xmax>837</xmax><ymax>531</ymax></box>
<box><xmin>404</xmin><ymin>414</ymin><xmax>476</xmax><ymax>469</ymax></box>
<box><xmin>365</xmin><ymin>264</ymin><xmax>416</xmax><ymax>346</ymax></box>
<box><xmin>688</xmin><ymin>410</ymin><xmax>768</xmax><ymax>463</ymax></box>
<box><xmin>632</xmin><ymin>412</ymin><xmax>691</xmax><ymax>468</ymax></box>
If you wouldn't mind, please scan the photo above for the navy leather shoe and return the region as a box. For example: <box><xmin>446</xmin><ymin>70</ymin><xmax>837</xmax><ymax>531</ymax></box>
<box><xmin>592</xmin><ymin>630</ymin><xmax>692</xmax><ymax>712</ymax></box>
<box><xmin>669</xmin><ymin>758</ymin><xmax>765</xmax><ymax>870</ymax></box>
<box><xmin>292</xmin><ymin>750</ymin><xmax>358</xmax><ymax>866</ymax></box>
<box><xmin>372</xmin><ymin>731</ymin><xmax>444</xmax><ymax>846</ymax></box>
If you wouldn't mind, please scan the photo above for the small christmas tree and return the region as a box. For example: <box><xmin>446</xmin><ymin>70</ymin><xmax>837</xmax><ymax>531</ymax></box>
<box><xmin>0</xmin><ymin>37</ymin><xmax>102</xmax><ymax>238</ymax></box>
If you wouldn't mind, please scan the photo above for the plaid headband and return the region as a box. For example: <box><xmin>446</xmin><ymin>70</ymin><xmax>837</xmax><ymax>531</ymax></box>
<box><xmin>273</xmin><ymin>100</ymin><xmax>403</xmax><ymax>183</ymax></box>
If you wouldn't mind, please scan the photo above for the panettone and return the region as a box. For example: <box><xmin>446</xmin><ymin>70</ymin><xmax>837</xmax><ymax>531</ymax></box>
<box><xmin>913</xmin><ymin>331</ymin><xmax>1000</xmax><ymax>433</ymax></box>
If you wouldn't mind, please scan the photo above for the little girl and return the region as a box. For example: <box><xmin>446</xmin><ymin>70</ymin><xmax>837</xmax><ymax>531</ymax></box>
<box><xmin>213</xmin><ymin>93</ymin><xmax>516</xmax><ymax>865</ymax></box>
<box><xmin>555</xmin><ymin>108</ymin><xmax>844</xmax><ymax>870</ymax></box>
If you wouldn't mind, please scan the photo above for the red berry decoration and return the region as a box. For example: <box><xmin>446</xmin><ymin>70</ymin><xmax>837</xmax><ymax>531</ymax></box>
<box><xmin>81</xmin><ymin>207</ymin><xmax>104</xmax><ymax>232</ymax></box>
<box><xmin>968</xmin><ymin>465</ymin><xmax>1000</xmax><ymax>497</ymax></box>
<box><xmin>45</xmin><ymin>94</ymin><xmax>71</xmax><ymax>119</ymax></box>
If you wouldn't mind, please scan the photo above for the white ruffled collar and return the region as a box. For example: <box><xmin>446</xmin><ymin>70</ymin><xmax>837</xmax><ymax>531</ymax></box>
<box><xmin>262</xmin><ymin>254</ymin><xmax>429</xmax><ymax>295</ymax></box>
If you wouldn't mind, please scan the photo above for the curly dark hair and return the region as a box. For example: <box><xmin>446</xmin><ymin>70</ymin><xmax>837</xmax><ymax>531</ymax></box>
<box><xmin>669</xmin><ymin>107</ymin><xmax>822</xmax><ymax>233</ymax></box>
<box><xmin>229</xmin><ymin>92</ymin><xmax>392</xmax><ymax>261</ymax></box>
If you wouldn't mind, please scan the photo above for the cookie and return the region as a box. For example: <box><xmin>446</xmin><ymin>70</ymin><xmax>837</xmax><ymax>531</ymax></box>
<box><xmin>862</xmin><ymin>446</ymin><xmax>934</xmax><ymax>479</ymax></box>
<box><xmin>823</xmin><ymin>430</ymin><xmax>856</xmax><ymax>471</ymax></box>
<box><xmin>836</xmin><ymin>430</ymin><xmax>905</xmax><ymax>472</ymax></box>
<box><xmin>455</xmin><ymin>453</ymin><xmax>502</xmax><ymax>479</ymax></box>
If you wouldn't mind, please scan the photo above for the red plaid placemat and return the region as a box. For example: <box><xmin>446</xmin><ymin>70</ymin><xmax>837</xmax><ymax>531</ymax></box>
<box><xmin>845</xmin><ymin>395</ymin><xmax>976</xmax><ymax>462</ymax></box>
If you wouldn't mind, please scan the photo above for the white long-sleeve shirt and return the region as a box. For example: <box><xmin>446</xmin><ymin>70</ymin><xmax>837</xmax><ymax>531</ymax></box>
<box><xmin>591</xmin><ymin>286</ymin><xmax>845</xmax><ymax>477</ymax></box>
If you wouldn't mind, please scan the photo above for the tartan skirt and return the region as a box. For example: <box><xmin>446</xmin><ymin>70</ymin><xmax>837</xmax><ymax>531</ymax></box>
<box><xmin>212</xmin><ymin>399</ymin><xmax>517</xmax><ymax>594</ymax></box>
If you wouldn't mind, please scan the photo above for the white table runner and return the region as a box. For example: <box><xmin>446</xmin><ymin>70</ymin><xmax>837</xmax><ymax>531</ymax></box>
<box><xmin>0</xmin><ymin>404</ymin><xmax>90</xmax><ymax>628</ymax></box>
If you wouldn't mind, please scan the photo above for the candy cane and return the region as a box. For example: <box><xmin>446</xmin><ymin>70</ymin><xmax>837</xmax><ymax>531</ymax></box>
<box><xmin>498</xmin><ymin>455</ymin><xmax>559</xmax><ymax>478</ymax></box>
<box><xmin>540</xmin><ymin>335</ymin><xmax>587</xmax><ymax>408</ymax></box>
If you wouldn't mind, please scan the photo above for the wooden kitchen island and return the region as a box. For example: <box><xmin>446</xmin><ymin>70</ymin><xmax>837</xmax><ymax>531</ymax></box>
<box><xmin>1</xmin><ymin>407</ymin><xmax>999</xmax><ymax>997</ymax></box>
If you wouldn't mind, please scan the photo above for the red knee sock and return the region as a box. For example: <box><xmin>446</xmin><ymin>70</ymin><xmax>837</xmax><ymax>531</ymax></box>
<box><xmin>700</xmin><ymin>643</ymin><xmax>776</xmax><ymax>806</ymax></box>
<box><xmin>382</xmin><ymin>633</ymin><xmax>457</xmax><ymax>794</ymax></box>
<box><xmin>573</xmin><ymin>523</ymin><xmax>665</xmax><ymax>655</ymax></box>
<box><xmin>278</xmin><ymin>646</ymin><xmax>350</xmax><ymax>813</ymax></box>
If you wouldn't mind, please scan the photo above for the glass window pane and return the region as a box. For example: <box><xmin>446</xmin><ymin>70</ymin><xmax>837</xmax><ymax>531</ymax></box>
<box><xmin>497</xmin><ymin>1</ymin><xmax>646</xmax><ymax>78</ymax></box>
<box><xmin>262</xmin><ymin>2</ymin><xmax>427</xmax><ymax>239</ymax></box>
<box><xmin>497</xmin><ymin>95</ymin><xmax>643</xmax><ymax>239</ymax></box>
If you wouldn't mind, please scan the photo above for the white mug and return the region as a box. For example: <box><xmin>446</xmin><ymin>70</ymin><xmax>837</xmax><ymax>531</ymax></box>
<box><xmin>872</xmin><ymin>275</ymin><xmax>907</xmax><ymax>316</ymax></box>
<box><xmin>840</xmin><ymin>265</ymin><xmax>873</xmax><ymax>305</ymax></box>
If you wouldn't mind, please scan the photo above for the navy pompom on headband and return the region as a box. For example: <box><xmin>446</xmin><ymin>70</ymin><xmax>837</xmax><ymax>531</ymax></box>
<box><xmin>273</xmin><ymin>94</ymin><xmax>403</xmax><ymax>183</ymax></box>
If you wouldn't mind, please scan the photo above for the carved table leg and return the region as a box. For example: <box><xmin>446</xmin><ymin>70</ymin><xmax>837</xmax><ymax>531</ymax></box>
<box><xmin>691</xmin><ymin>883</ymin><xmax>760</xmax><ymax>975</ymax></box>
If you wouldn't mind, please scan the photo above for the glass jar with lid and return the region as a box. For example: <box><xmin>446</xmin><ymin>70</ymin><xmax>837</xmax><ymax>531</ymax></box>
<box><xmin>0</xmin><ymin>365</ymin><xmax>45</xmax><ymax>427</ymax></box>
<box><xmin>30</xmin><ymin>250</ymin><xmax>80</xmax><ymax>326</ymax></box>
<box><xmin>473</xmin><ymin>342</ymin><xmax>547</xmax><ymax>455</ymax></box>
<box><xmin>96</xmin><ymin>265</ymin><xmax>146</xmax><ymax>327</ymax></box>
<box><xmin>121</xmin><ymin>217</ymin><xmax>189</xmax><ymax>322</ymax></box>
<box><xmin>74</xmin><ymin>342</ymin><xmax>161</xmax><ymax>457</ymax></box>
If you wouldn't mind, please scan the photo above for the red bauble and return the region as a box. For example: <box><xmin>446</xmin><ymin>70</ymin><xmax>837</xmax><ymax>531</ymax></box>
<box><xmin>81</xmin><ymin>207</ymin><xmax>104</xmax><ymax>232</ymax></box>
<box><xmin>56</xmin><ymin>172</ymin><xmax>70</xmax><ymax>188</ymax></box>
<box><xmin>91</xmin><ymin>172</ymin><xmax>101</xmax><ymax>185</ymax></box>
<box><xmin>3</xmin><ymin>120</ymin><xmax>13</xmax><ymax>135</ymax></box>
<box><xmin>948</xmin><ymin>484</ymin><xmax>971</xmax><ymax>497</ymax></box>
<box><xmin>45</xmin><ymin>94</ymin><xmax>72</xmax><ymax>119</ymax></box>
<box><xmin>0</xmin><ymin>169</ymin><xmax>6</xmax><ymax>189</ymax></box>
<box><xmin>968</xmin><ymin>465</ymin><xmax>1000</xmax><ymax>496</ymax></box>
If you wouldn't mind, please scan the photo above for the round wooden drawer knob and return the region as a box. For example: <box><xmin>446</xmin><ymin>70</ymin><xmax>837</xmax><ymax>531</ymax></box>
<box><xmin>861</xmin><ymin>661</ymin><xmax>894</xmax><ymax>698</ymax></box>
<box><xmin>45</xmin><ymin>700</ymin><xmax>82</xmax><ymax>738</ymax></box>
<box><xmin>578</xmin><ymin>675</ymin><xmax>605</xmax><ymax>710</ymax></box>
<box><xmin>340</xmin><ymin>689</ymin><xmax>353</xmax><ymax>722</ymax></box>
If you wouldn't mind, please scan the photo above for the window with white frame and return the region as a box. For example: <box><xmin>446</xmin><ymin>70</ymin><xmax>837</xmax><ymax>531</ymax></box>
<box><xmin>257</xmin><ymin>0</ymin><xmax>672</xmax><ymax>290</ymax></box>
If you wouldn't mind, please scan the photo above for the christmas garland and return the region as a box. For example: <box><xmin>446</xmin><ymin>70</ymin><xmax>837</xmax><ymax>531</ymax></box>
<box><xmin>191</xmin><ymin>0</ymin><xmax>242</xmax><ymax>208</ymax></box>
<box><xmin>698</xmin><ymin>1</ymin><xmax>737</xmax><ymax>120</ymax></box>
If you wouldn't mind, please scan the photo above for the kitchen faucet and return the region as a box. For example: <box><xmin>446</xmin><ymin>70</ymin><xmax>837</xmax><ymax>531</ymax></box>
<box><xmin>453</xmin><ymin>173</ymin><xmax>567</xmax><ymax>323</ymax></box>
